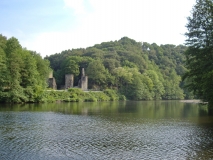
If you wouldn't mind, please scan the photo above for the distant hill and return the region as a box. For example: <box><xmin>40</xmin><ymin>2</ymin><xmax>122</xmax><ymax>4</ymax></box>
<box><xmin>45</xmin><ymin>37</ymin><xmax>192</xmax><ymax>100</ymax></box>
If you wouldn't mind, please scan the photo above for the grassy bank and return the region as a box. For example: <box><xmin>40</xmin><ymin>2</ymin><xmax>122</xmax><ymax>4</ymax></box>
<box><xmin>43</xmin><ymin>88</ymin><xmax>126</xmax><ymax>102</ymax></box>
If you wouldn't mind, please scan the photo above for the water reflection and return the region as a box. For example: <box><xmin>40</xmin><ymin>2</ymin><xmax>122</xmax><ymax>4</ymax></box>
<box><xmin>1</xmin><ymin>101</ymin><xmax>212</xmax><ymax>127</ymax></box>
<box><xmin>0</xmin><ymin>100</ymin><xmax>209</xmax><ymax>119</ymax></box>
<box><xmin>0</xmin><ymin>101</ymin><xmax>213</xmax><ymax>159</ymax></box>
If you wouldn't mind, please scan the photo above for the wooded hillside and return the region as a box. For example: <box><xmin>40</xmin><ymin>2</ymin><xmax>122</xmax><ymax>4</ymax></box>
<box><xmin>45</xmin><ymin>37</ymin><xmax>191</xmax><ymax>100</ymax></box>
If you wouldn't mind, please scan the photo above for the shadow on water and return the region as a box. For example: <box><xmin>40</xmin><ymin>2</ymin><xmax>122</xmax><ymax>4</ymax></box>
<box><xmin>0</xmin><ymin>100</ymin><xmax>213</xmax><ymax>121</ymax></box>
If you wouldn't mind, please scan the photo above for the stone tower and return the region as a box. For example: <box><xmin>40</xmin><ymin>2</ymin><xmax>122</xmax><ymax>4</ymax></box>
<box><xmin>48</xmin><ymin>78</ymin><xmax>57</xmax><ymax>89</ymax></box>
<box><xmin>48</xmin><ymin>70</ymin><xmax>57</xmax><ymax>89</ymax></box>
<box><xmin>79</xmin><ymin>68</ymin><xmax>88</xmax><ymax>91</ymax></box>
<box><xmin>65</xmin><ymin>74</ymin><xmax>74</xmax><ymax>89</ymax></box>
<box><xmin>48</xmin><ymin>70</ymin><xmax>53</xmax><ymax>78</ymax></box>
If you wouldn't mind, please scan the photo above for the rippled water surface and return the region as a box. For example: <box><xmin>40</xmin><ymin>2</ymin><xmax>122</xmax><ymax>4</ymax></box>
<box><xmin>1</xmin><ymin>101</ymin><xmax>213</xmax><ymax>159</ymax></box>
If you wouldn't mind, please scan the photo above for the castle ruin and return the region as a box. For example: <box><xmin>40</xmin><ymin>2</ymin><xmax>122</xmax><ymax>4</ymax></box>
<box><xmin>48</xmin><ymin>68</ymin><xmax>88</xmax><ymax>91</ymax></box>
<box><xmin>48</xmin><ymin>71</ymin><xmax>57</xmax><ymax>90</ymax></box>
<box><xmin>65</xmin><ymin>68</ymin><xmax>88</xmax><ymax>91</ymax></box>
<box><xmin>65</xmin><ymin>74</ymin><xmax>74</xmax><ymax>89</ymax></box>
<box><xmin>78</xmin><ymin>68</ymin><xmax>88</xmax><ymax>91</ymax></box>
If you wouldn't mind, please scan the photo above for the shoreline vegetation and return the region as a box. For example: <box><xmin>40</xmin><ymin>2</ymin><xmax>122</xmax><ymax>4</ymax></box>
<box><xmin>0</xmin><ymin>35</ymin><xmax>195</xmax><ymax>104</ymax></box>
<box><xmin>45</xmin><ymin>37</ymin><xmax>192</xmax><ymax>102</ymax></box>
<box><xmin>44</xmin><ymin>88</ymin><xmax>126</xmax><ymax>103</ymax></box>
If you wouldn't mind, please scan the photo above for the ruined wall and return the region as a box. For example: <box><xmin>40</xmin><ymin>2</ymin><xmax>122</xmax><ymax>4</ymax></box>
<box><xmin>48</xmin><ymin>71</ymin><xmax>53</xmax><ymax>78</ymax></box>
<box><xmin>64</xmin><ymin>68</ymin><xmax>88</xmax><ymax>90</ymax></box>
<box><xmin>48</xmin><ymin>78</ymin><xmax>57</xmax><ymax>90</ymax></box>
<box><xmin>48</xmin><ymin>70</ymin><xmax>57</xmax><ymax>89</ymax></box>
<box><xmin>81</xmin><ymin>76</ymin><xmax>88</xmax><ymax>91</ymax></box>
<box><xmin>79</xmin><ymin>68</ymin><xmax>88</xmax><ymax>91</ymax></box>
<box><xmin>65</xmin><ymin>74</ymin><xmax>74</xmax><ymax>89</ymax></box>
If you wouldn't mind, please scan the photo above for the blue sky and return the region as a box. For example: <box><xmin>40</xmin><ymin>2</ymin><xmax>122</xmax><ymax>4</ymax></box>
<box><xmin>1</xmin><ymin>0</ymin><xmax>195</xmax><ymax>57</ymax></box>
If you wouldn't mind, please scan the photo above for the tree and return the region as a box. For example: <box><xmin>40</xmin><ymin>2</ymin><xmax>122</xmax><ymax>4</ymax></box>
<box><xmin>164</xmin><ymin>70</ymin><xmax>184</xmax><ymax>100</ymax></box>
<box><xmin>146</xmin><ymin>70</ymin><xmax>165</xmax><ymax>99</ymax></box>
<box><xmin>5</xmin><ymin>37</ymin><xmax>27</xmax><ymax>102</ymax></box>
<box><xmin>119</xmin><ymin>68</ymin><xmax>153</xmax><ymax>100</ymax></box>
<box><xmin>0</xmin><ymin>35</ymin><xmax>8</xmax><ymax>101</ymax></box>
<box><xmin>62</xmin><ymin>58</ymin><xmax>79</xmax><ymax>76</ymax></box>
<box><xmin>184</xmin><ymin>0</ymin><xmax>213</xmax><ymax>107</ymax></box>
<box><xmin>0</xmin><ymin>35</ymin><xmax>7</xmax><ymax>84</ymax></box>
<box><xmin>103</xmin><ymin>58</ymin><xmax>120</xmax><ymax>72</ymax></box>
<box><xmin>45</xmin><ymin>36</ymin><xmax>188</xmax><ymax>99</ymax></box>
<box><xmin>32</xmin><ymin>52</ymin><xmax>50</xmax><ymax>88</ymax></box>
<box><xmin>0</xmin><ymin>35</ymin><xmax>51</xmax><ymax>103</ymax></box>
<box><xmin>86</xmin><ymin>60</ymin><xmax>109</xmax><ymax>89</ymax></box>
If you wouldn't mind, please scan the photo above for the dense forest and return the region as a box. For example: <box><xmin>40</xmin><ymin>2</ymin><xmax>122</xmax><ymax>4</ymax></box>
<box><xmin>0</xmin><ymin>33</ymin><xmax>193</xmax><ymax>103</ymax></box>
<box><xmin>0</xmin><ymin>34</ymin><xmax>50</xmax><ymax>103</ymax></box>
<box><xmin>45</xmin><ymin>37</ymin><xmax>191</xmax><ymax>100</ymax></box>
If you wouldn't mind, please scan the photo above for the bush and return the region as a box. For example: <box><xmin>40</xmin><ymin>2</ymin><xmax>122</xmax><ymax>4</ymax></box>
<box><xmin>68</xmin><ymin>88</ymin><xmax>84</xmax><ymax>96</ymax></box>
<box><xmin>103</xmin><ymin>89</ymin><xmax>119</xmax><ymax>101</ymax></box>
<box><xmin>98</xmin><ymin>93</ymin><xmax>110</xmax><ymax>101</ymax></box>
<box><xmin>76</xmin><ymin>98</ymin><xmax>84</xmax><ymax>102</ymax></box>
<box><xmin>42</xmin><ymin>89</ymin><xmax>125</xmax><ymax>103</ymax></box>
<box><xmin>119</xmin><ymin>95</ymin><xmax>126</xmax><ymax>101</ymax></box>
<box><xmin>85</xmin><ymin>97</ymin><xmax>97</xmax><ymax>102</ymax></box>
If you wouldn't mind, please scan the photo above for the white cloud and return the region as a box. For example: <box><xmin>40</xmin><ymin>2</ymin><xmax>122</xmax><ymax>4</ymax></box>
<box><xmin>71</xmin><ymin>0</ymin><xmax>195</xmax><ymax>45</ymax></box>
<box><xmin>21</xmin><ymin>0</ymin><xmax>196</xmax><ymax>57</ymax></box>
<box><xmin>63</xmin><ymin>0</ymin><xmax>86</xmax><ymax>15</ymax></box>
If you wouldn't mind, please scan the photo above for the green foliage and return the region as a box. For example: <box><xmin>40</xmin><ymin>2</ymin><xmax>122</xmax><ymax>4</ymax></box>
<box><xmin>45</xmin><ymin>54</ymin><xmax>93</xmax><ymax>88</ymax></box>
<box><xmin>0</xmin><ymin>33</ymin><xmax>189</xmax><ymax>102</ymax></box>
<box><xmin>43</xmin><ymin>89</ymin><xmax>122</xmax><ymax>102</ymax></box>
<box><xmin>0</xmin><ymin>35</ymin><xmax>51</xmax><ymax>103</ymax></box>
<box><xmin>103</xmin><ymin>58</ymin><xmax>120</xmax><ymax>72</ymax></box>
<box><xmin>68</xmin><ymin>88</ymin><xmax>82</xmax><ymax>93</ymax></box>
<box><xmin>60</xmin><ymin>88</ymin><xmax>84</xmax><ymax>102</ymax></box>
<box><xmin>44</xmin><ymin>37</ymin><xmax>188</xmax><ymax>101</ymax></box>
<box><xmin>119</xmin><ymin>95</ymin><xmax>126</xmax><ymax>101</ymax></box>
<box><xmin>184</xmin><ymin>0</ymin><xmax>213</xmax><ymax>107</ymax></box>
<box><xmin>0</xmin><ymin>41</ymin><xmax>7</xmax><ymax>94</ymax></box>
<box><xmin>86</xmin><ymin>60</ymin><xmax>111</xmax><ymax>89</ymax></box>
<box><xmin>84</xmin><ymin>91</ymin><xmax>110</xmax><ymax>101</ymax></box>
<box><xmin>62</xmin><ymin>57</ymin><xmax>80</xmax><ymax>76</ymax></box>
<box><xmin>112</xmin><ymin>67</ymin><xmax>133</xmax><ymax>89</ymax></box>
<box><xmin>103</xmin><ymin>89</ymin><xmax>119</xmax><ymax>101</ymax></box>
<box><xmin>85</xmin><ymin>97</ymin><xmax>98</xmax><ymax>102</ymax></box>
<box><xmin>120</xmin><ymin>70</ymin><xmax>153</xmax><ymax>100</ymax></box>
<box><xmin>145</xmin><ymin>70</ymin><xmax>164</xmax><ymax>99</ymax></box>
<box><xmin>121</xmin><ymin>60</ymin><xmax>137</xmax><ymax>68</ymax></box>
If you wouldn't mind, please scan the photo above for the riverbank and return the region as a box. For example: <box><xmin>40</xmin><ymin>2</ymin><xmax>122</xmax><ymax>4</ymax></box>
<box><xmin>45</xmin><ymin>88</ymin><xmax>126</xmax><ymax>102</ymax></box>
<box><xmin>180</xmin><ymin>100</ymin><xmax>208</xmax><ymax>104</ymax></box>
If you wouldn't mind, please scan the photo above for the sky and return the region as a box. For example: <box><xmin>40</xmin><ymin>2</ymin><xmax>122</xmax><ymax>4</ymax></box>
<box><xmin>0</xmin><ymin>0</ymin><xmax>196</xmax><ymax>57</ymax></box>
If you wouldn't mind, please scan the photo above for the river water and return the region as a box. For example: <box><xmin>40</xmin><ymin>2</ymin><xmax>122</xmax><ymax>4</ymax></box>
<box><xmin>0</xmin><ymin>100</ymin><xmax>213</xmax><ymax>160</ymax></box>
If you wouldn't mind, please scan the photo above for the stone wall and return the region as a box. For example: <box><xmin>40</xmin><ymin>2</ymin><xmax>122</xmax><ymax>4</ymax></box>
<box><xmin>65</xmin><ymin>74</ymin><xmax>74</xmax><ymax>89</ymax></box>
<box><xmin>48</xmin><ymin>68</ymin><xmax>88</xmax><ymax>90</ymax></box>
<box><xmin>48</xmin><ymin>70</ymin><xmax>57</xmax><ymax>89</ymax></box>
<box><xmin>78</xmin><ymin>68</ymin><xmax>88</xmax><ymax>91</ymax></box>
<box><xmin>80</xmin><ymin>76</ymin><xmax>88</xmax><ymax>91</ymax></box>
<box><xmin>48</xmin><ymin>78</ymin><xmax>57</xmax><ymax>90</ymax></box>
